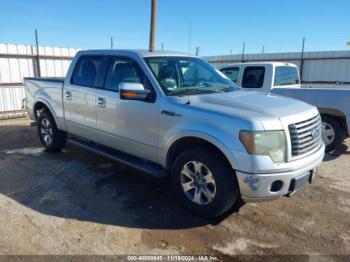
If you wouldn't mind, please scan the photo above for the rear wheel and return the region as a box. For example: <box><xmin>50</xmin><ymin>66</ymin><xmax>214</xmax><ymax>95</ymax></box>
<box><xmin>37</xmin><ymin>109</ymin><xmax>66</xmax><ymax>152</ymax></box>
<box><xmin>171</xmin><ymin>148</ymin><xmax>239</xmax><ymax>218</ymax></box>
<box><xmin>321</xmin><ymin>115</ymin><xmax>345</xmax><ymax>152</ymax></box>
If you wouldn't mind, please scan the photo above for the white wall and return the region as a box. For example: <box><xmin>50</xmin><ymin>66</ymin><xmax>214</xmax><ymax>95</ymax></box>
<box><xmin>0</xmin><ymin>43</ymin><xmax>80</xmax><ymax>115</ymax></box>
<box><xmin>0</xmin><ymin>43</ymin><xmax>80</xmax><ymax>83</ymax></box>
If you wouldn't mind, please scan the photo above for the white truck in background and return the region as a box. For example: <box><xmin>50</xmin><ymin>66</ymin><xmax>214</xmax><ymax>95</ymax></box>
<box><xmin>219</xmin><ymin>62</ymin><xmax>350</xmax><ymax>152</ymax></box>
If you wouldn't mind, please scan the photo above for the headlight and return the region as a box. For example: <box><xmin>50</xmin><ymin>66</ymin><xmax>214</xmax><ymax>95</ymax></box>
<box><xmin>239</xmin><ymin>130</ymin><xmax>286</xmax><ymax>163</ymax></box>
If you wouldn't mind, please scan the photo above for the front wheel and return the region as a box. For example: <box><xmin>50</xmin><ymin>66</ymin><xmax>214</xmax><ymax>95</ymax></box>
<box><xmin>321</xmin><ymin>115</ymin><xmax>345</xmax><ymax>152</ymax></box>
<box><xmin>37</xmin><ymin>110</ymin><xmax>66</xmax><ymax>152</ymax></box>
<box><xmin>171</xmin><ymin>148</ymin><xmax>239</xmax><ymax>218</ymax></box>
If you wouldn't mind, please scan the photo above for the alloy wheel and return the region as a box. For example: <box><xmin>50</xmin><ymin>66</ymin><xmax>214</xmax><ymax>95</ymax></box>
<box><xmin>40</xmin><ymin>118</ymin><xmax>53</xmax><ymax>146</ymax></box>
<box><xmin>322</xmin><ymin>122</ymin><xmax>335</xmax><ymax>146</ymax></box>
<box><xmin>180</xmin><ymin>161</ymin><xmax>216</xmax><ymax>205</ymax></box>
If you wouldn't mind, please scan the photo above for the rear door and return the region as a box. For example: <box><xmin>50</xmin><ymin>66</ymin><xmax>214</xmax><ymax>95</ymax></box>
<box><xmin>63</xmin><ymin>55</ymin><xmax>108</xmax><ymax>140</ymax></box>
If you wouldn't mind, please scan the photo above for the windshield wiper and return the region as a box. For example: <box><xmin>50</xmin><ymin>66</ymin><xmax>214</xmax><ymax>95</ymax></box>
<box><xmin>168</xmin><ymin>87</ymin><xmax>205</xmax><ymax>95</ymax></box>
<box><xmin>168</xmin><ymin>86</ymin><xmax>230</xmax><ymax>96</ymax></box>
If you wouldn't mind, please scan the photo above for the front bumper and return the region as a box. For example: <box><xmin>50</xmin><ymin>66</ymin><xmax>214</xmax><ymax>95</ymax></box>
<box><xmin>236</xmin><ymin>143</ymin><xmax>325</xmax><ymax>202</ymax></box>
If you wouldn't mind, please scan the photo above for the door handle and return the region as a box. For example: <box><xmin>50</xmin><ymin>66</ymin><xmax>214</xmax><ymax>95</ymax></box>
<box><xmin>97</xmin><ymin>97</ymin><xmax>106</xmax><ymax>108</ymax></box>
<box><xmin>65</xmin><ymin>90</ymin><xmax>72</xmax><ymax>100</ymax></box>
<box><xmin>161</xmin><ymin>110</ymin><xmax>181</xmax><ymax>117</ymax></box>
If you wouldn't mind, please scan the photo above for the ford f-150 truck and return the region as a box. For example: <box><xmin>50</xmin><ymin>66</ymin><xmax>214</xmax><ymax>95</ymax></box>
<box><xmin>219</xmin><ymin>62</ymin><xmax>350</xmax><ymax>152</ymax></box>
<box><xmin>24</xmin><ymin>50</ymin><xmax>325</xmax><ymax>217</ymax></box>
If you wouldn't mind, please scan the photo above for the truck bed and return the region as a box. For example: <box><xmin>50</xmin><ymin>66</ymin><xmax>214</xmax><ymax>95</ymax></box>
<box><xmin>24</xmin><ymin>77</ymin><xmax>65</xmax><ymax>83</ymax></box>
<box><xmin>24</xmin><ymin>77</ymin><xmax>65</xmax><ymax>121</ymax></box>
<box><xmin>302</xmin><ymin>83</ymin><xmax>350</xmax><ymax>89</ymax></box>
<box><xmin>272</xmin><ymin>87</ymin><xmax>350</xmax><ymax>133</ymax></box>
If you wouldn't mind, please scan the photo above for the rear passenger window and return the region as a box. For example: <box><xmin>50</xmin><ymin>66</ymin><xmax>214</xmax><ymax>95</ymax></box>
<box><xmin>104</xmin><ymin>58</ymin><xmax>146</xmax><ymax>92</ymax></box>
<box><xmin>220</xmin><ymin>67</ymin><xmax>239</xmax><ymax>83</ymax></box>
<box><xmin>242</xmin><ymin>67</ymin><xmax>265</xmax><ymax>88</ymax></box>
<box><xmin>71</xmin><ymin>56</ymin><xmax>103</xmax><ymax>88</ymax></box>
<box><xmin>274</xmin><ymin>66</ymin><xmax>300</xmax><ymax>86</ymax></box>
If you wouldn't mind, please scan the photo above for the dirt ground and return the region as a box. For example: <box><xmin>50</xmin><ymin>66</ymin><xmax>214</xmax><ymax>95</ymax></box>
<box><xmin>0</xmin><ymin>118</ymin><xmax>349</xmax><ymax>259</ymax></box>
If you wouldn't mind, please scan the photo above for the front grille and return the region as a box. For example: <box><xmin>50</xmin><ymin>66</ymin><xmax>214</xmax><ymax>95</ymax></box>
<box><xmin>289</xmin><ymin>115</ymin><xmax>322</xmax><ymax>156</ymax></box>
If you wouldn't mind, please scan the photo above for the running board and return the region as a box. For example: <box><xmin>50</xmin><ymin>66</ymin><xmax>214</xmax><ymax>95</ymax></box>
<box><xmin>67</xmin><ymin>137</ymin><xmax>167</xmax><ymax>178</ymax></box>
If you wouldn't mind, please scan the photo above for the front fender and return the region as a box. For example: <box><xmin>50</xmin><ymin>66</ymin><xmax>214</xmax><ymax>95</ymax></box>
<box><xmin>161</xmin><ymin>121</ymin><xmax>240</xmax><ymax>170</ymax></box>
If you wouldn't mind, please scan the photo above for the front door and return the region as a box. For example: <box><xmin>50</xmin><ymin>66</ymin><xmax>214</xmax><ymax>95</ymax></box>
<box><xmin>94</xmin><ymin>56</ymin><xmax>160</xmax><ymax>163</ymax></box>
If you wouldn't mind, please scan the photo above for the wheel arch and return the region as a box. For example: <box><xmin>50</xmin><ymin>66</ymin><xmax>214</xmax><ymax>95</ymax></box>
<box><xmin>33</xmin><ymin>99</ymin><xmax>61</xmax><ymax>128</ymax></box>
<box><xmin>165</xmin><ymin>135</ymin><xmax>236</xmax><ymax>171</ymax></box>
<box><xmin>319</xmin><ymin>108</ymin><xmax>348</xmax><ymax>136</ymax></box>
<box><xmin>33</xmin><ymin>101</ymin><xmax>48</xmax><ymax>120</ymax></box>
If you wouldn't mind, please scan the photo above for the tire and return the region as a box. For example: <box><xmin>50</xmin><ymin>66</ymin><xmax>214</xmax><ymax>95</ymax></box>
<box><xmin>321</xmin><ymin>115</ymin><xmax>345</xmax><ymax>153</ymax></box>
<box><xmin>171</xmin><ymin>148</ymin><xmax>239</xmax><ymax>218</ymax></box>
<box><xmin>37</xmin><ymin>109</ymin><xmax>66</xmax><ymax>152</ymax></box>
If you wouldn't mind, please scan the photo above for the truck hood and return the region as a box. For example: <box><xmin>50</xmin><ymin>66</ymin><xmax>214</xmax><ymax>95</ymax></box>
<box><xmin>170</xmin><ymin>91</ymin><xmax>316</xmax><ymax>124</ymax></box>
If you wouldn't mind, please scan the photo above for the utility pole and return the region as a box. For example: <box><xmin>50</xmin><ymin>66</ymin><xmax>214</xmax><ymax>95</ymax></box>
<box><xmin>161</xmin><ymin>42</ymin><xmax>164</xmax><ymax>51</ymax></box>
<box><xmin>300</xmin><ymin>37</ymin><xmax>306</xmax><ymax>82</ymax></box>
<box><xmin>149</xmin><ymin>0</ymin><xmax>156</xmax><ymax>51</ymax></box>
<box><xmin>35</xmin><ymin>29</ymin><xmax>41</xmax><ymax>77</ymax></box>
<box><xmin>241</xmin><ymin>42</ymin><xmax>245</xmax><ymax>62</ymax></box>
<box><xmin>111</xmin><ymin>37</ymin><xmax>114</xmax><ymax>49</ymax></box>
<box><xmin>262</xmin><ymin>45</ymin><xmax>265</xmax><ymax>53</ymax></box>
<box><xmin>188</xmin><ymin>23</ymin><xmax>192</xmax><ymax>55</ymax></box>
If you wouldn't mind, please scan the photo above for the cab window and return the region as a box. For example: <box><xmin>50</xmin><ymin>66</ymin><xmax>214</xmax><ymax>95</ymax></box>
<box><xmin>104</xmin><ymin>58</ymin><xmax>146</xmax><ymax>92</ymax></box>
<box><xmin>71</xmin><ymin>56</ymin><xmax>103</xmax><ymax>88</ymax></box>
<box><xmin>220</xmin><ymin>67</ymin><xmax>239</xmax><ymax>83</ymax></box>
<box><xmin>274</xmin><ymin>66</ymin><xmax>300</xmax><ymax>86</ymax></box>
<box><xmin>242</xmin><ymin>66</ymin><xmax>265</xmax><ymax>88</ymax></box>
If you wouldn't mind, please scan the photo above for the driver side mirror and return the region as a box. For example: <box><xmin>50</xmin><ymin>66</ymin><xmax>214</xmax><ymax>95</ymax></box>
<box><xmin>119</xmin><ymin>82</ymin><xmax>152</xmax><ymax>101</ymax></box>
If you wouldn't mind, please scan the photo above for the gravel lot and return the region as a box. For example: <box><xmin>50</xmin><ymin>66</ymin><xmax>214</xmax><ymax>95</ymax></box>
<box><xmin>0</xmin><ymin>118</ymin><xmax>349</xmax><ymax>259</ymax></box>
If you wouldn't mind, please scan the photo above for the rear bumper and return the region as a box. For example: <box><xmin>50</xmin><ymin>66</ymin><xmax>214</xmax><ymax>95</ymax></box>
<box><xmin>22</xmin><ymin>98</ymin><xmax>35</xmax><ymax>120</ymax></box>
<box><xmin>236</xmin><ymin>143</ymin><xmax>325</xmax><ymax>202</ymax></box>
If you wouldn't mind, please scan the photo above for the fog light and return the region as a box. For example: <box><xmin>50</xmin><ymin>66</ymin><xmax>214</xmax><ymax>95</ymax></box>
<box><xmin>271</xmin><ymin>180</ymin><xmax>283</xmax><ymax>192</ymax></box>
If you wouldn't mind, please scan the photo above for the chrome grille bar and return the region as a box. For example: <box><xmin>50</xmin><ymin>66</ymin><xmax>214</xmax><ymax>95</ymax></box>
<box><xmin>289</xmin><ymin>115</ymin><xmax>322</xmax><ymax>157</ymax></box>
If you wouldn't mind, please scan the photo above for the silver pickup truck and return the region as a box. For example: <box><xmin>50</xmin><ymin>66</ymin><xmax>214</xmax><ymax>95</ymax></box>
<box><xmin>24</xmin><ymin>50</ymin><xmax>325</xmax><ymax>217</ymax></box>
<box><xmin>219</xmin><ymin>62</ymin><xmax>350</xmax><ymax>152</ymax></box>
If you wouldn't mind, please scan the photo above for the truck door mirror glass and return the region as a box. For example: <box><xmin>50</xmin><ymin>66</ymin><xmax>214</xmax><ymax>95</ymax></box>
<box><xmin>119</xmin><ymin>82</ymin><xmax>151</xmax><ymax>101</ymax></box>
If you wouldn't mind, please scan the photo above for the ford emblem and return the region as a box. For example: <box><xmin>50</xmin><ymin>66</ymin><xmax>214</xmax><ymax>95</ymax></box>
<box><xmin>311</xmin><ymin>128</ymin><xmax>320</xmax><ymax>138</ymax></box>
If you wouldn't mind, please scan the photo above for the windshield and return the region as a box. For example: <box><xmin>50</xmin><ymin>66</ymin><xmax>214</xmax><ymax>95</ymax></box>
<box><xmin>145</xmin><ymin>56</ymin><xmax>236</xmax><ymax>96</ymax></box>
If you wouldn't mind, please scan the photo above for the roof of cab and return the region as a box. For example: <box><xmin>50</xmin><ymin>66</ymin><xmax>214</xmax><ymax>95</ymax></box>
<box><xmin>76</xmin><ymin>49</ymin><xmax>193</xmax><ymax>58</ymax></box>
<box><xmin>219</xmin><ymin>61</ymin><xmax>298</xmax><ymax>69</ymax></box>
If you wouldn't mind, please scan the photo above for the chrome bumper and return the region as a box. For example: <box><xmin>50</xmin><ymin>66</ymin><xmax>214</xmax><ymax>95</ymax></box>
<box><xmin>236</xmin><ymin>143</ymin><xmax>325</xmax><ymax>202</ymax></box>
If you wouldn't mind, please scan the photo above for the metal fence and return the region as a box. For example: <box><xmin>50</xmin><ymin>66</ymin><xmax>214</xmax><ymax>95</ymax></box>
<box><xmin>1</xmin><ymin>42</ymin><xmax>350</xmax><ymax>120</ymax></box>
<box><xmin>0</xmin><ymin>84</ymin><xmax>26</xmax><ymax>119</ymax></box>
<box><xmin>0</xmin><ymin>43</ymin><xmax>79</xmax><ymax>119</ymax></box>
<box><xmin>204</xmin><ymin>50</ymin><xmax>350</xmax><ymax>84</ymax></box>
